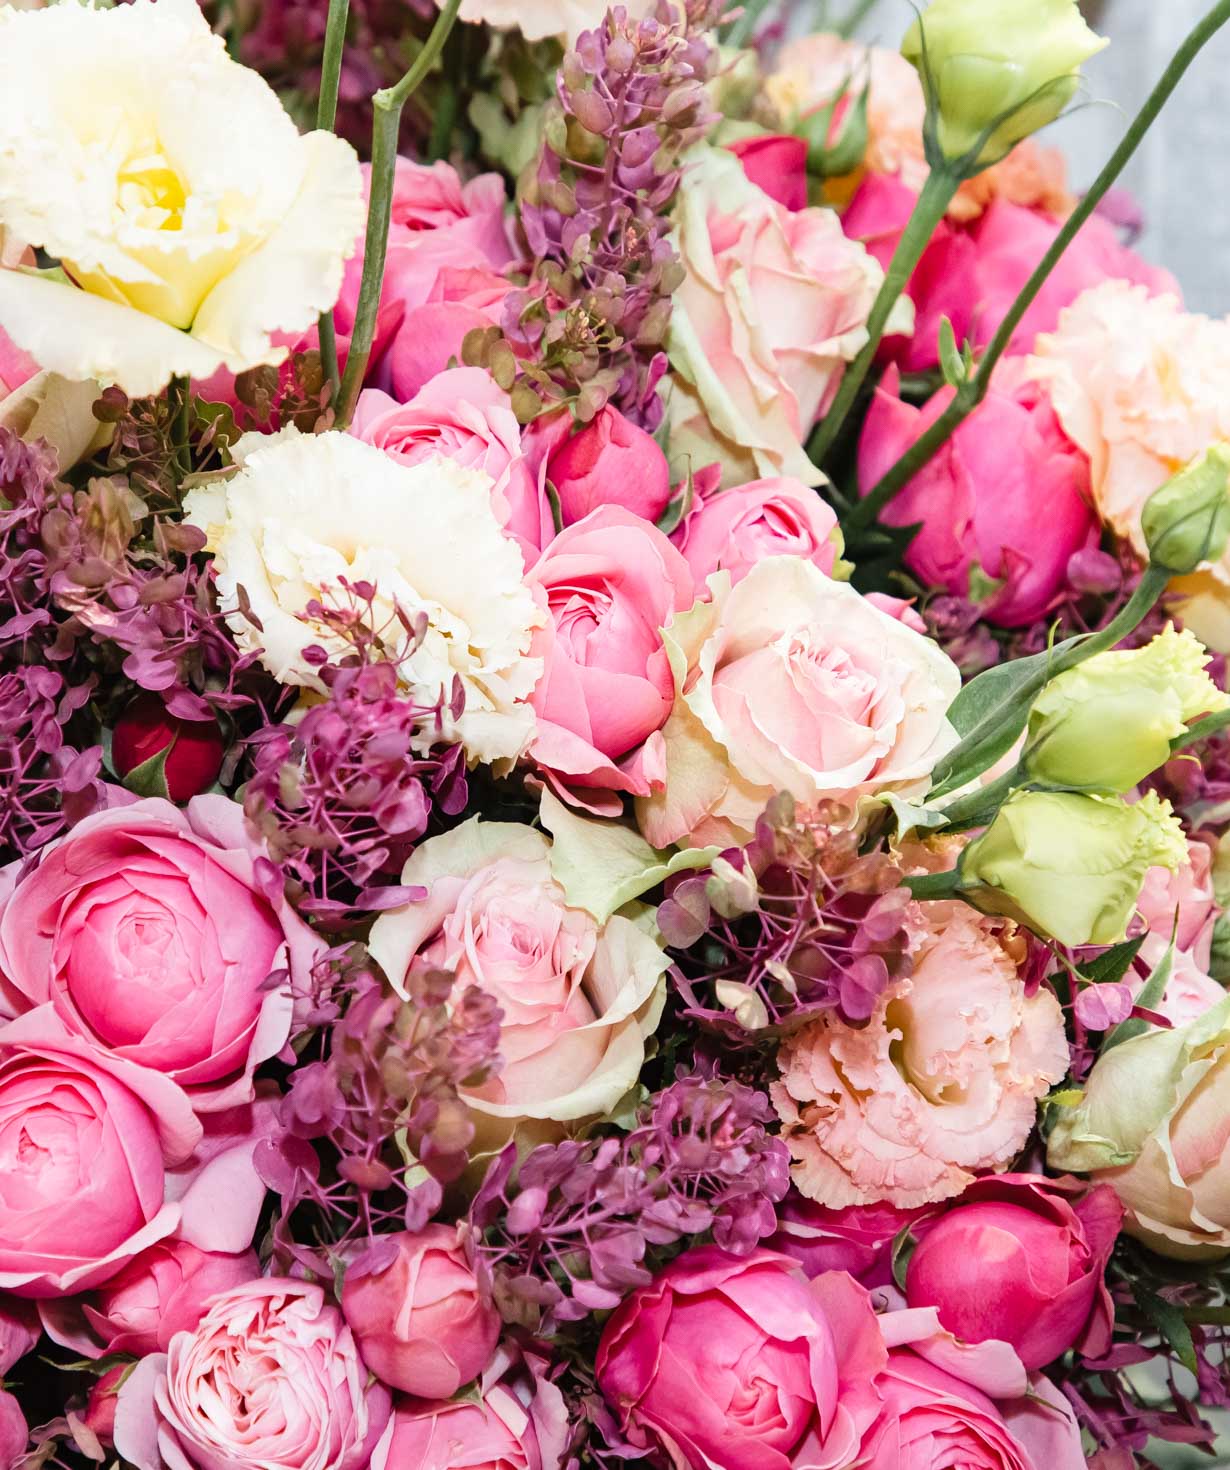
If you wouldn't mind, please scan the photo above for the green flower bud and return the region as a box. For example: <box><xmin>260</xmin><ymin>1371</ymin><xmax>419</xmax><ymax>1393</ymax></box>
<box><xmin>1142</xmin><ymin>444</ymin><xmax>1230</xmax><ymax>575</ymax></box>
<box><xmin>902</xmin><ymin>0</ymin><xmax>1107</xmax><ymax>169</ymax></box>
<box><xmin>959</xmin><ymin>790</ymin><xmax>1187</xmax><ymax>947</ymax></box>
<box><xmin>1023</xmin><ymin>626</ymin><xmax>1229</xmax><ymax>793</ymax></box>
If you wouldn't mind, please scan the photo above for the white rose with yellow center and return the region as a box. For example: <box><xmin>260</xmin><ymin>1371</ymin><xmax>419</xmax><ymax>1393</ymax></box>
<box><xmin>0</xmin><ymin>0</ymin><xmax>363</xmax><ymax>397</ymax></box>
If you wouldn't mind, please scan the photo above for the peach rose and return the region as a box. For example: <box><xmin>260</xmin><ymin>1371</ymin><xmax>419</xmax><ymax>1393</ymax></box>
<box><xmin>772</xmin><ymin>901</ymin><xmax>1069</xmax><ymax>1207</ymax></box>
<box><xmin>636</xmin><ymin>557</ymin><xmax>961</xmax><ymax>851</ymax></box>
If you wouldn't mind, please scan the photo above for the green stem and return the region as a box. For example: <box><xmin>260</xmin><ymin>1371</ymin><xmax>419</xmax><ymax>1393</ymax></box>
<box><xmin>1182</xmin><ymin>1306</ymin><xmax>1230</xmax><ymax>1325</ymax></box>
<box><xmin>845</xmin><ymin>0</ymin><xmax>1230</xmax><ymax>540</ymax></box>
<box><xmin>836</xmin><ymin>0</ymin><xmax>882</xmax><ymax>38</ymax></box>
<box><xmin>316</xmin><ymin>0</ymin><xmax>351</xmax><ymax>397</ymax></box>
<box><xmin>724</xmin><ymin>0</ymin><xmax>777</xmax><ymax>49</ymax></box>
<box><xmin>335</xmin><ymin>0</ymin><xmax>463</xmax><ymax>430</ymax></box>
<box><xmin>1172</xmin><ymin>707</ymin><xmax>1230</xmax><ymax>754</ymax></box>
<box><xmin>812</xmin><ymin>166</ymin><xmax>960</xmax><ymax>463</ymax></box>
<box><xmin>935</xmin><ymin>764</ymin><xmax>1020</xmax><ymax>830</ymax></box>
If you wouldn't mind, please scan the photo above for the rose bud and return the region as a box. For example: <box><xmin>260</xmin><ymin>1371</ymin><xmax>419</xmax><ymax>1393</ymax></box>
<box><xmin>905</xmin><ymin>1174</ymin><xmax>1123</xmax><ymax>1369</ymax></box>
<box><xmin>341</xmin><ymin>1226</ymin><xmax>500</xmax><ymax>1398</ymax></box>
<box><xmin>82</xmin><ymin>1365</ymin><xmax>128</xmax><ymax>1449</ymax></box>
<box><xmin>112</xmin><ymin>693</ymin><xmax>224</xmax><ymax>801</ymax></box>
<box><xmin>546</xmin><ymin>405</ymin><xmax>672</xmax><ymax>526</ymax></box>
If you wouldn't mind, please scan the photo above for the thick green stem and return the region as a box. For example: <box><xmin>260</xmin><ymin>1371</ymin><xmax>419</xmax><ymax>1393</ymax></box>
<box><xmin>315</xmin><ymin>0</ymin><xmax>351</xmax><ymax>397</ymax></box>
<box><xmin>812</xmin><ymin>166</ymin><xmax>960</xmax><ymax>463</ymax></box>
<box><xmin>335</xmin><ymin>0</ymin><xmax>463</xmax><ymax>429</ymax></box>
<box><xmin>935</xmin><ymin>764</ymin><xmax>1020</xmax><ymax>830</ymax></box>
<box><xmin>1172</xmin><ymin>707</ymin><xmax>1230</xmax><ymax>754</ymax></box>
<box><xmin>846</xmin><ymin>0</ymin><xmax>1230</xmax><ymax>540</ymax></box>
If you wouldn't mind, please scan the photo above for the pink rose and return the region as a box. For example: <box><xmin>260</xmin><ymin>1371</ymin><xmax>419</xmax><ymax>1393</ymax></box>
<box><xmin>727</xmin><ymin>134</ymin><xmax>809</xmax><ymax>213</ymax></box>
<box><xmin>671</xmin><ymin>477</ymin><xmax>841</xmax><ymax>588</ymax></box>
<box><xmin>767</xmin><ymin>1197</ymin><xmax>929</xmax><ymax>1289</ymax></box>
<box><xmin>341</xmin><ymin>1226</ymin><xmax>499</xmax><ymax>1398</ymax></box>
<box><xmin>0</xmin><ymin>1391</ymin><xmax>24</xmax><ymax>1470</ymax></box>
<box><xmin>0</xmin><ymin>325</ymin><xmax>37</xmax><ymax>397</ymax></box>
<box><xmin>0</xmin><ymin>796</ymin><xmax>321</xmax><ymax>1110</ymax></box>
<box><xmin>372</xmin><ymin>1343</ymin><xmax>569</xmax><ymax>1470</ymax></box>
<box><xmin>1136</xmin><ymin>839</ymin><xmax>1217</xmax><ymax>969</ymax></box>
<box><xmin>525</xmin><ymin>508</ymin><xmax>695</xmax><ymax>800</ymax></box>
<box><xmin>858</xmin><ymin>363</ymin><xmax>1098</xmax><ymax>627</ymax></box>
<box><xmin>114</xmin><ymin>1278</ymin><xmax>392</xmax><ymax>1470</ymax></box>
<box><xmin>905</xmin><ymin>1174</ymin><xmax>1122</xmax><ymax>1369</ymax></box>
<box><xmin>39</xmin><ymin>1239</ymin><xmax>259</xmax><ymax>1359</ymax></box>
<box><xmin>0</xmin><ymin>1300</ymin><xmax>36</xmax><ymax>1375</ymax></box>
<box><xmin>545</xmin><ymin>405</ymin><xmax>672</xmax><ymax>528</ymax></box>
<box><xmin>83</xmin><ymin>1365</ymin><xmax>128</xmax><ymax>1450</ymax></box>
<box><xmin>596</xmin><ymin>1248</ymin><xmax>885</xmax><ymax>1470</ymax></box>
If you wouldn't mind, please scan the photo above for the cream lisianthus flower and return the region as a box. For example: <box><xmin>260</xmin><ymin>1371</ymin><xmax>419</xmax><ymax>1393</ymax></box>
<box><xmin>0</xmin><ymin>0</ymin><xmax>363</xmax><ymax>397</ymax></box>
<box><xmin>444</xmin><ymin>0</ymin><xmax>654</xmax><ymax>44</ymax></box>
<box><xmin>184</xmin><ymin>431</ymin><xmax>543</xmax><ymax>767</ymax></box>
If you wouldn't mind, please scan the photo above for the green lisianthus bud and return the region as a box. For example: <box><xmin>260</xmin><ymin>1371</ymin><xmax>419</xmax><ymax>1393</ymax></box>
<box><xmin>1023</xmin><ymin>626</ymin><xmax>1229</xmax><ymax>793</ymax></box>
<box><xmin>958</xmin><ymin>790</ymin><xmax>1187</xmax><ymax>947</ymax></box>
<box><xmin>902</xmin><ymin>0</ymin><xmax>1107</xmax><ymax>169</ymax></box>
<box><xmin>1142</xmin><ymin>444</ymin><xmax>1230</xmax><ymax>575</ymax></box>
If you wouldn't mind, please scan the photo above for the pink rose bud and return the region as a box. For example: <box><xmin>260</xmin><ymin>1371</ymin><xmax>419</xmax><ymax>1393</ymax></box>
<box><xmin>342</xmin><ymin>1226</ymin><xmax>500</xmax><ymax>1398</ymax></box>
<box><xmin>82</xmin><ymin>1365</ymin><xmax>128</xmax><ymax>1448</ymax></box>
<box><xmin>905</xmin><ymin>1174</ymin><xmax>1123</xmax><ymax>1369</ymax></box>
<box><xmin>112</xmin><ymin>693</ymin><xmax>224</xmax><ymax>801</ymax></box>
<box><xmin>546</xmin><ymin>406</ymin><xmax>672</xmax><ymax>526</ymax></box>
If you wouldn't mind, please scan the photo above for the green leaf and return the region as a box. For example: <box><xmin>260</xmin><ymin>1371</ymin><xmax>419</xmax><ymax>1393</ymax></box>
<box><xmin>656</xmin><ymin>465</ymin><xmax>696</xmax><ymax>538</ymax></box>
<box><xmin>121</xmin><ymin>742</ymin><xmax>173</xmax><ymax>800</ymax></box>
<box><xmin>1103</xmin><ymin>941</ymin><xmax>1175</xmax><ymax>1052</ymax></box>
<box><xmin>937</xmin><ymin>316</ymin><xmax>966</xmax><ymax>388</ymax></box>
<box><xmin>1080</xmin><ymin>935</ymin><xmax>1146</xmax><ymax>989</ymax></box>
<box><xmin>1132</xmin><ymin>1281</ymin><xmax>1198</xmax><ymax>1375</ymax></box>
<box><xmin>891</xmin><ymin>1223</ymin><xmax>920</xmax><ymax>1293</ymax></box>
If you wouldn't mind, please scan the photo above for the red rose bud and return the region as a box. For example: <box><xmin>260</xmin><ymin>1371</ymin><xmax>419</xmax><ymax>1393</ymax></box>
<box><xmin>112</xmin><ymin>693</ymin><xmax>224</xmax><ymax>801</ymax></box>
<box><xmin>547</xmin><ymin>405</ymin><xmax>672</xmax><ymax>527</ymax></box>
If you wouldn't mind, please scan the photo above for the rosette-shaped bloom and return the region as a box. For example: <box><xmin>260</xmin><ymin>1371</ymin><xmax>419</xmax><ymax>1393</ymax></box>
<box><xmin>0</xmin><ymin>0</ymin><xmax>362</xmax><ymax>396</ymax></box>
<box><xmin>773</xmin><ymin>902</ymin><xmax>1068</xmax><ymax>1207</ymax></box>
<box><xmin>368</xmin><ymin>820</ymin><xmax>668</xmax><ymax>1128</ymax></box>
<box><xmin>672</xmin><ymin>478</ymin><xmax>842</xmax><ymax>589</ymax></box>
<box><xmin>0</xmin><ymin>797</ymin><xmax>320</xmax><ymax>1110</ymax></box>
<box><xmin>183</xmin><ymin>430</ymin><xmax>543</xmax><ymax>768</ymax></box>
<box><xmin>636</xmin><ymin>557</ymin><xmax>960</xmax><ymax>850</ymax></box>
<box><xmin>114</xmin><ymin>1279</ymin><xmax>391</xmax><ymax>1470</ymax></box>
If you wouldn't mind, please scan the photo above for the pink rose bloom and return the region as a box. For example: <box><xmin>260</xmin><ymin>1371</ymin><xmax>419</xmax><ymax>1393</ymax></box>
<box><xmin>0</xmin><ymin>325</ymin><xmax>37</xmax><ymax>397</ymax></box>
<box><xmin>341</xmin><ymin>1226</ymin><xmax>499</xmax><ymax>1398</ymax></box>
<box><xmin>905</xmin><ymin>1174</ymin><xmax>1122</xmax><ymax>1369</ymax></box>
<box><xmin>546</xmin><ymin>405</ymin><xmax>672</xmax><ymax>528</ymax></box>
<box><xmin>0</xmin><ymin>1391</ymin><xmax>24</xmax><ymax>1470</ymax></box>
<box><xmin>352</xmin><ymin>370</ymin><xmax>548</xmax><ymax>561</ymax></box>
<box><xmin>0</xmin><ymin>796</ymin><xmax>321</xmax><ymax>1111</ymax></box>
<box><xmin>114</xmin><ymin>1279</ymin><xmax>391</xmax><ymax>1470</ymax></box>
<box><xmin>39</xmin><ymin>1239</ymin><xmax>259</xmax><ymax>1360</ymax></box>
<box><xmin>596</xmin><ymin>1248</ymin><xmax>885</xmax><ymax>1470</ymax></box>
<box><xmin>1136</xmin><ymin>839</ymin><xmax>1217</xmax><ymax>967</ymax></box>
<box><xmin>525</xmin><ymin>508</ymin><xmax>695</xmax><ymax>801</ymax></box>
<box><xmin>773</xmin><ymin>902</ymin><xmax>1069</xmax><ymax>1207</ymax></box>
<box><xmin>727</xmin><ymin>135</ymin><xmax>809</xmax><ymax>213</ymax></box>
<box><xmin>372</xmin><ymin>1342</ymin><xmax>569</xmax><ymax>1470</ymax></box>
<box><xmin>858</xmin><ymin>363</ymin><xmax>1098</xmax><ymax>627</ymax></box>
<box><xmin>672</xmin><ymin>477</ymin><xmax>841</xmax><ymax>588</ymax></box>
<box><xmin>0</xmin><ymin>1300</ymin><xmax>35</xmax><ymax>1375</ymax></box>
<box><xmin>767</xmin><ymin>1197</ymin><xmax>930</xmax><ymax>1290</ymax></box>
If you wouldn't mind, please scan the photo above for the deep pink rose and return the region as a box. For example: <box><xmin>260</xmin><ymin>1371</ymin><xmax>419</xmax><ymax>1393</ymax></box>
<box><xmin>342</xmin><ymin>1226</ymin><xmax>499</xmax><ymax>1398</ymax></box>
<box><xmin>672</xmin><ymin>477</ymin><xmax>840</xmax><ymax>588</ymax></box>
<box><xmin>596</xmin><ymin>1248</ymin><xmax>886</xmax><ymax>1470</ymax></box>
<box><xmin>0</xmin><ymin>325</ymin><xmax>37</xmax><ymax>397</ymax></box>
<box><xmin>905</xmin><ymin>1174</ymin><xmax>1122</xmax><ymax>1370</ymax></box>
<box><xmin>0</xmin><ymin>1390</ymin><xmax>25</xmax><ymax>1470</ymax></box>
<box><xmin>858</xmin><ymin>364</ymin><xmax>1098</xmax><ymax>627</ymax></box>
<box><xmin>111</xmin><ymin>694</ymin><xmax>225</xmax><ymax>803</ymax></box>
<box><xmin>546</xmin><ymin>405</ymin><xmax>672</xmax><ymax>527</ymax></box>
<box><xmin>0</xmin><ymin>796</ymin><xmax>322</xmax><ymax>1110</ymax></box>
<box><xmin>39</xmin><ymin>1239</ymin><xmax>259</xmax><ymax>1359</ymax></box>
<box><xmin>525</xmin><ymin>507</ymin><xmax>695</xmax><ymax>800</ymax></box>
<box><xmin>83</xmin><ymin>1365</ymin><xmax>128</xmax><ymax>1450</ymax></box>
<box><xmin>728</xmin><ymin>134</ymin><xmax>810</xmax><ymax>212</ymax></box>
<box><xmin>768</xmin><ymin>1196</ymin><xmax>929</xmax><ymax>1289</ymax></box>
<box><xmin>372</xmin><ymin>1344</ymin><xmax>569</xmax><ymax>1470</ymax></box>
<box><xmin>114</xmin><ymin>1279</ymin><xmax>392</xmax><ymax>1470</ymax></box>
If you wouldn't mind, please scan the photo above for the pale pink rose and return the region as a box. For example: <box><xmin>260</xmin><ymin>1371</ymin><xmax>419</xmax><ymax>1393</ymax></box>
<box><xmin>595</xmin><ymin>1248</ymin><xmax>886</xmax><ymax>1470</ymax></box>
<box><xmin>773</xmin><ymin>902</ymin><xmax>1069</xmax><ymax>1207</ymax></box>
<box><xmin>0</xmin><ymin>796</ymin><xmax>321</xmax><ymax>1111</ymax></box>
<box><xmin>341</xmin><ymin>1227</ymin><xmax>499</xmax><ymax>1398</ymax></box>
<box><xmin>368</xmin><ymin>821</ymin><xmax>667</xmax><ymax>1127</ymax></box>
<box><xmin>525</xmin><ymin>508</ymin><xmax>695</xmax><ymax>801</ymax></box>
<box><xmin>114</xmin><ymin>1279</ymin><xmax>391</xmax><ymax>1470</ymax></box>
<box><xmin>1134</xmin><ymin>839</ymin><xmax>1218</xmax><ymax>1002</ymax></box>
<box><xmin>351</xmin><ymin>370</ymin><xmax>547</xmax><ymax>561</ymax></box>
<box><xmin>669</xmin><ymin>149</ymin><xmax>890</xmax><ymax>488</ymax></box>
<box><xmin>671</xmin><ymin>477</ymin><xmax>841</xmax><ymax>588</ymax></box>
<box><xmin>858</xmin><ymin>362</ymin><xmax>1098</xmax><ymax>627</ymax></box>
<box><xmin>636</xmin><ymin>557</ymin><xmax>960</xmax><ymax>851</ymax></box>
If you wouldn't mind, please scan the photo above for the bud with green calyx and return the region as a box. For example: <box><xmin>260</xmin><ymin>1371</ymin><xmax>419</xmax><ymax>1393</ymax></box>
<box><xmin>1142</xmin><ymin>444</ymin><xmax>1230</xmax><ymax>575</ymax></box>
<box><xmin>794</xmin><ymin>75</ymin><xmax>870</xmax><ymax>179</ymax></box>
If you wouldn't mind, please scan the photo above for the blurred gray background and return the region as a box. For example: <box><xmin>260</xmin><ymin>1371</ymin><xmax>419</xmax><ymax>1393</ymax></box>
<box><xmin>840</xmin><ymin>0</ymin><xmax>1230</xmax><ymax>315</ymax></box>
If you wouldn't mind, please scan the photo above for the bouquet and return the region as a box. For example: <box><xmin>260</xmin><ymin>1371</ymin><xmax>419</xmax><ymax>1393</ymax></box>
<box><xmin>1</xmin><ymin>0</ymin><xmax>1230</xmax><ymax>1466</ymax></box>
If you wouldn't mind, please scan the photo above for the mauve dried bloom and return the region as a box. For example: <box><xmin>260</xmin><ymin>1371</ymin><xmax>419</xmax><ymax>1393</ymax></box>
<box><xmin>469</xmin><ymin>1071</ymin><xmax>789</xmax><ymax>1334</ymax></box>
<box><xmin>660</xmin><ymin>796</ymin><xmax>914</xmax><ymax>1039</ymax></box>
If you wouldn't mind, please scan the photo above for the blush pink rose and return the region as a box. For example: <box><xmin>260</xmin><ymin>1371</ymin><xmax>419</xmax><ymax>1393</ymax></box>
<box><xmin>114</xmin><ymin>1279</ymin><xmax>391</xmax><ymax>1470</ymax></box>
<box><xmin>727</xmin><ymin>134</ymin><xmax>809</xmax><ymax>213</ymax></box>
<box><xmin>545</xmin><ymin>405</ymin><xmax>672</xmax><ymax>528</ymax></box>
<box><xmin>905</xmin><ymin>1174</ymin><xmax>1122</xmax><ymax>1369</ymax></box>
<box><xmin>767</xmin><ymin>1197</ymin><xmax>930</xmax><ymax>1290</ymax></box>
<box><xmin>525</xmin><ymin>508</ymin><xmax>695</xmax><ymax>800</ymax></box>
<box><xmin>341</xmin><ymin>1226</ymin><xmax>499</xmax><ymax>1398</ymax></box>
<box><xmin>858</xmin><ymin>363</ymin><xmax>1098</xmax><ymax>627</ymax></box>
<box><xmin>596</xmin><ymin>1248</ymin><xmax>886</xmax><ymax>1470</ymax></box>
<box><xmin>671</xmin><ymin>477</ymin><xmax>841</xmax><ymax>588</ymax></box>
<box><xmin>0</xmin><ymin>796</ymin><xmax>322</xmax><ymax>1111</ymax></box>
<box><xmin>1136</xmin><ymin>839</ymin><xmax>1217</xmax><ymax>969</ymax></box>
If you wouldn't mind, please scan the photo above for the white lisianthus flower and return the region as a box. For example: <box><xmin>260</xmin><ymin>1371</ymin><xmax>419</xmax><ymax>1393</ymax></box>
<box><xmin>184</xmin><ymin>431</ymin><xmax>544</xmax><ymax>767</ymax></box>
<box><xmin>0</xmin><ymin>0</ymin><xmax>363</xmax><ymax>397</ymax></box>
<box><xmin>444</xmin><ymin>0</ymin><xmax>654</xmax><ymax>44</ymax></box>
